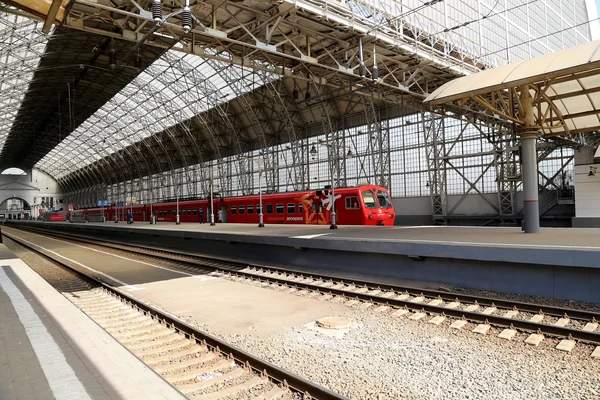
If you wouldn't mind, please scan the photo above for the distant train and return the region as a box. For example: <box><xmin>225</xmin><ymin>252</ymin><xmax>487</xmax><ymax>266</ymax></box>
<box><xmin>62</xmin><ymin>184</ymin><xmax>396</xmax><ymax>226</ymax></box>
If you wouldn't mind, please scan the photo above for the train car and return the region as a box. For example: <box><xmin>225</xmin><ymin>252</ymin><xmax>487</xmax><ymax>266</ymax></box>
<box><xmin>146</xmin><ymin>200</ymin><xmax>209</xmax><ymax>223</ymax></box>
<box><xmin>76</xmin><ymin>184</ymin><xmax>395</xmax><ymax>226</ymax></box>
<box><xmin>223</xmin><ymin>184</ymin><xmax>394</xmax><ymax>226</ymax></box>
<box><xmin>47</xmin><ymin>209</ymin><xmax>68</xmax><ymax>221</ymax></box>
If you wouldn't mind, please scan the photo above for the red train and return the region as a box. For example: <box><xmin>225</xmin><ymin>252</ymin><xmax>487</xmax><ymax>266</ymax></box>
<box><xmin>67</xmin><ymin>184</ymin><xmax>395</xmax><ymax>226</ymax></box>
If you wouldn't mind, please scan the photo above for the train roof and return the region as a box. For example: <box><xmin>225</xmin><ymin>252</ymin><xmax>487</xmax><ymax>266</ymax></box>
<box><xmin>152</xmin><ymin>184</ymin><xmax>389</xmax><ymax>206</ymax></box>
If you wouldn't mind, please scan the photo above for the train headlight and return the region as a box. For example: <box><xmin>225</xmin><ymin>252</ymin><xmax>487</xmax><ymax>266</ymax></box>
<box><xmin>389</xmin><ymin>214</ymin><xmax>394</xmax><ymax>218</ymax></box>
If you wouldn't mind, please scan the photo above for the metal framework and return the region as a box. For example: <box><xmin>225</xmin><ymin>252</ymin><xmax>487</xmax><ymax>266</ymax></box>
<box><xmin>0</xmin><ymin>1</ymin><xmax>596</xmax><ymax>219</ymax></box>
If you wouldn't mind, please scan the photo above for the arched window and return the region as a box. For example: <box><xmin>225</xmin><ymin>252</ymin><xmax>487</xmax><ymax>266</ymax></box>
<box><xmin>1</xmin><ymin>168</ymin><xmax>27</xmax><ymax>175</ymax></box>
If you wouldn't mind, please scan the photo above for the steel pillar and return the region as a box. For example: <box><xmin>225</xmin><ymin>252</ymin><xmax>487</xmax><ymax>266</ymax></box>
<box><xmin>521</xmin><ymin>134</ymin><xmax>540</xmax><ymax>233</ymax></box>
<box><xmin>423</xmin><ymin>113</ymin><xmax>447</xmax><ymax>220</ymax></box>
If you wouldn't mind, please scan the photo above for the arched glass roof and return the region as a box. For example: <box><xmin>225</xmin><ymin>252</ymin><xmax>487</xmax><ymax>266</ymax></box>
<box><xmin>0</xmin><ymin>13</ymin><xmax>47</xmax><ymax>154</ymax></box>
<box><xmin>35</xmin><ymin>51</ymin><xmax>275</xmax><ymax>179</ymax></box>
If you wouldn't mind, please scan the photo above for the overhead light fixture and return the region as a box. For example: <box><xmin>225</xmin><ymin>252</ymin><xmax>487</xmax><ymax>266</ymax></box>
<box><xmin>310</xmin><ymin>145</ymin><xmax>318</xmax><ymax>156</ymax></box>
<box><xmin>346</xmin><ymin>149</ymin><xmax>354</xmax><ymax>158</ymax></box>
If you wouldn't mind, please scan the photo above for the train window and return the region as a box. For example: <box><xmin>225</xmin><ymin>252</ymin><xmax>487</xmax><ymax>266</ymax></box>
<box><xmin>192</xmin><ymin>209</ymin><xmax>197</xmax><ymax>215</ymax></box>
<box><xmin>182</xmin><ymin>209</ymin><xmax>186</xmax><ymax>216</ymax></box>
<box><xmin>257</xmin><ymin>205</ymin><xmax>262</xmax><ymax>214</ymax></box>
<box><xmin>266</xmin><ymin>204</ymin><xmax>273</xmax><ymax>214</ymax></box>
<box><xmin>377</xmin><ymin>190</ymin><xmax>392</xmax><ymax>208</ymax></box>
<box><xmin>231</xmin><ymin>206</ymin><xmax>237</xmax><ymax>215</ymax></box>
<box><xmin>276</xmin><ymin>204</ymin><xmax>284</xmax><ymax>214</ymax></box>
<box><xmin>362</xmin><ymin>191</ymin><xmax>378</xmax><ymax>208</ymax></box>
<box><xmin>298</xmin><ymin>203</ymin><xmax>303</xmax><ymax>213</ymax></box>
<box><xmin>187</xmin><ymin>209</ymin><xmax>192</xmax><ymax>215</ymax></box>
<box><xmin>248</xmin><ymin>205</ymin><xmax>254</xmax><ymax>214</ymax></box>
<box><xmin>345</xmin><ymin>196</ymin><xmax>360</xmax><ymax>209</ymax></box>
<box><xmin>287</xmin><ymin>203</ymin><xmax>295</xmax><ymax>214</ymax></box>
<box><xmin>239</xmin><ymin>206</ymin><xmax>245</xmax><ymax>214</ymax></box>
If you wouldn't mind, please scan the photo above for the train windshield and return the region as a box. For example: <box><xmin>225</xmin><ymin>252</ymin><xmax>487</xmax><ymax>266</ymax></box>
<box><xmin>361</xmin><ymin>190</ymin><xmax>378</xmax><ymax>208</ymax></box>
<box><xmin>377</xmin><ymin>190</ymin><xmax>392</xmax><ymax>208</ymax></box>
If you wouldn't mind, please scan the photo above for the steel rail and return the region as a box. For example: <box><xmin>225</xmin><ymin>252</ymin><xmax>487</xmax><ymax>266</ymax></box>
<box><xmin>8</xmin><ymin>225</ymin><xmax>600</xmax><ymax>344</ymax></box>
<box><xmin>14</xmin><ymin>223</ymin><xmax>600</xmax><ymax>323</ymax></box>
<box><xmin>2</xmin><ymin>229</ymin><xmax>347</xmax><ymax>400</ymax></box>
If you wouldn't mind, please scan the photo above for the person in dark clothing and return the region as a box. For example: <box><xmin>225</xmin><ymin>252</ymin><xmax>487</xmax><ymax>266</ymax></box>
<box><xmin>126</xmin><ymin>210</ymin><xmax>132</xmax><ymax>224</ymax></box>
<box><xmin>199</xmin><ymin>208</ymin><xmax>204</xmax><ymax>224</ymax></box>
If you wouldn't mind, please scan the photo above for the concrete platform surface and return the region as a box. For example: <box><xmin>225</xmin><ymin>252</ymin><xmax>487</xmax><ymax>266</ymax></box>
<box><xmin>77</xmin><ymin>222</ymin><xmax>600</xmax><ymax>250</ymax></box>
<box><xmin>8</xmin><ymin>221</ymin><xmax>600</xmax><ymax>302</ymax></box>
<box><xmin>0</xmin><ymin>244</ymin><xmax>186</xmax><ymax>400</ymax></box>
<box><xmin>4</xmin><ymin>228</ymin><xmax>349</xmax><ymax>338</ymax></box>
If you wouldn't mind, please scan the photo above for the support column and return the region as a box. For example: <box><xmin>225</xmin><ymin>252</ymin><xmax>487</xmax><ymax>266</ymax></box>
<box><xmin>521</xmin><ymin>134</ymin><xmax>539</xmax><ymax>233</ymax></box>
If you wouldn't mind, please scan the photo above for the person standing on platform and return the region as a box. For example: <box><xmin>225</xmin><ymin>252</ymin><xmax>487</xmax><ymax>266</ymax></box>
<box><xmin>199</xmin><ymin>208</ymin><xmax>204</xmax><ymax>224</ymax></box>
<box><xmin>126</xmin><ymin>210</ymin><xmax>132</xmax><ymax>224</ymax></box>
<box><xmin>217</xmin><ymin>209</ymin><xmax>222</xmax><ymax>223</ymax></box>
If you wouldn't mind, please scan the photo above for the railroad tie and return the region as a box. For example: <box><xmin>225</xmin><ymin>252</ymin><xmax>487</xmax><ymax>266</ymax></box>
<box><xmin>391</xmin><ymin>309</ymin><xmax>409</xmax><ymax>318</ymax></box>
<box><xmin>529</xmin><ymin>314</ymin><xmax>544</xmax><ymax>323</ymax></box>
<box><xmin>428</xmin><ymin>315</ymin><xmax>446</xmax><ymax>325</ymax></box>
<box><xmin>450</xmin><ymin>320</ymin><xmax>468</xmax><ymax>330</ymax></box>
<box><xmin>556</xmin><ymin>339</ymin><xmax>576</xmax><ymax>352</ymax></box>
<box><xmin>481</xmin><ymin>307</ymin><xmax>496</xmax><ymax>315</ymax></box>
<box><xmin>583</xmin><ymin>322</ymin><xmax>598</xmax><ymax>332</ymax></box>
<box><xmin>497</xmin><ymin>328</ymin><xmax>517</xmax><ymax>340</ymax></box>
<box><xmin>524</xmin><ymin>333</ymin><xmax>544</xmax><ymax>347</ymax></box>
<box><xmin>463</xmin><ymin>304</ymin><xmax>479</xmax><ymax>312</ymax></box>
<box><xmin>428</xmin><ymin>298</ymin><xmax>443</xmax><ymax>306</ymax></box>
<box><xmin>472</xmin><ymin>324</ymin><xmax>491</xmax><ymax>335</ymax></box>
<box><xmin>409</xmin><ymin>312</ymin><xmax>426</xmax><ymax>320</ymax></box>
<box><xmin>445</xmin><ymin>301</ymin><xmax>461</xmax><ymax>309</ymax></box>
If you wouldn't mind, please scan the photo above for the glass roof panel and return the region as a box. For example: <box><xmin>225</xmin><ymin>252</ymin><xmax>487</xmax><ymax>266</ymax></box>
<box><xmin>36</xmin><ymin>49</ymin><xmax>277</xmax><ymax>179</ymax></box>
<box><xmin>0</xmin><ymin>11</ymin><xmax>47</xmax><ymax>154</ymax></box>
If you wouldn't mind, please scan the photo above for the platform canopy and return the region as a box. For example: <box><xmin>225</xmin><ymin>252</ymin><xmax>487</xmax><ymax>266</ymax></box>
<box><xmin>424</xmin><ymin>40</ymin><xmax>600</xmax><ymax>137</ymax></box>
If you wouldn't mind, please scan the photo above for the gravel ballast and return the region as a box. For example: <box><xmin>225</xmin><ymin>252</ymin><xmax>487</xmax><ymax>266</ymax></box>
<box><xmin>7</xmin><ymin>239</ymin><xmax>600</xmax><ymax>400</ymax></box>
<box><xmin>209</xmin><ymin>309</ymin><xmax>600</xmax><ymax>400</ymax></box>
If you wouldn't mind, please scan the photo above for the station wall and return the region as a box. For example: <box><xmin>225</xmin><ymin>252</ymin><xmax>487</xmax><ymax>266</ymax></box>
<box><xmin>572</xmin><ymin>146</ymin><xmax>600</xmax><ymax>227</ymax></box>
<box><xmin>0</xmin><ymin>168</ymin><xmax>63</xmax><ymax>217</ymax></box>
<box><xmin>392</xmin><ymin>192</ymin><xmax>523</xmax><ymax>225</ymax></box>
<box><xmin>572</xmin><ymin>164</ymin><xmax>600</xmax><ymax>227</ymax></box>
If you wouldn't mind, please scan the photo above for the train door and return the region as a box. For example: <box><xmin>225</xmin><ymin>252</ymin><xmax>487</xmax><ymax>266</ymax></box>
<box><xmin>219</xmin><ymin>205</ymin><xmax>228</xmax><ymax>223</ymax></box>
<box><xmin>206</xmin><ymin>206</ymin><xmax>213</xmax><ymax>223</ymax></box>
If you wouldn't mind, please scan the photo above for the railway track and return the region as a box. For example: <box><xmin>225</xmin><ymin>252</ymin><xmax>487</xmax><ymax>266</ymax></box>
<box><xmin>2</xmin><ymin>230</ymin><xmax>347</xmax><ymax>400</ymax></box>
<box><xmin>7</xmin><ymin>225</ymin><xmax>600</xmax><ymax>358</ymax></box>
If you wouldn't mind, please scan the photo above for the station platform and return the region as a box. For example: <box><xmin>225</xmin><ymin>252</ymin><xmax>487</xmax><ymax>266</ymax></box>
<box><xmin>0</xmin><ymin>243</ymin><xmax>186</xmax><ymax>400</ymax></box>
<box><xmin>7</xmin><ymin>221</ymin><xmax>600</xmax><ymax>303</ymax></box>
